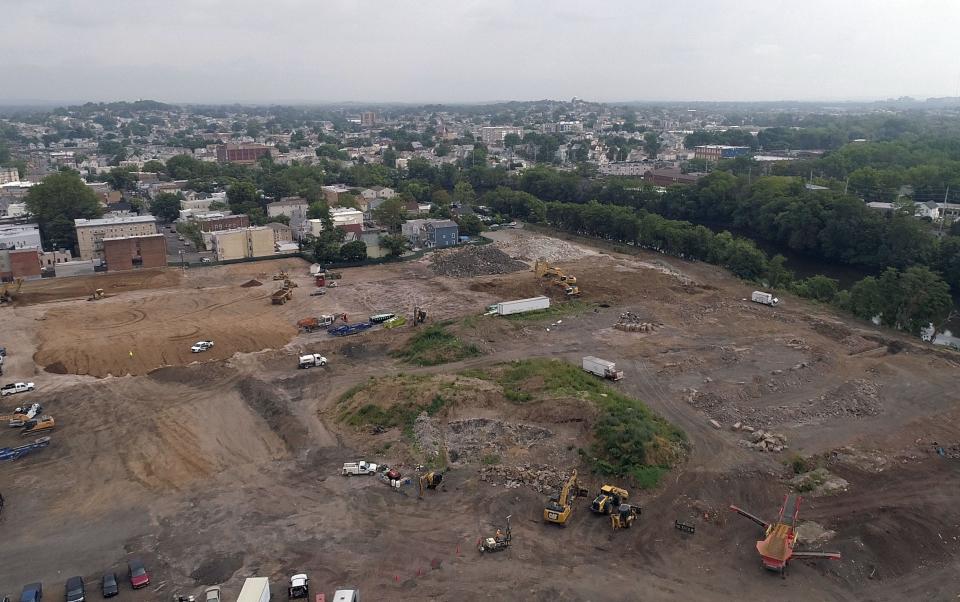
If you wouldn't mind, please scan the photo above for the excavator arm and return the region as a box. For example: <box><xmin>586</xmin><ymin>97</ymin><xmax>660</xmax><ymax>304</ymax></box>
<box><xmin>730</xmin><ymin>505</ymin><xmax>769</xmax><ymax>529</ymax></box>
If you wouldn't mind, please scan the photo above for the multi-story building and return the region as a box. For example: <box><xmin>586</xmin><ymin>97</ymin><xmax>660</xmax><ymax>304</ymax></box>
<box><xmin>266</xmin><ymin>196</ymin><xmax>309</xmax><ymax>237</ymax></box>
<box><xmin>0</xmin><ymin>223</ymin><xmax>42</xmax><ymax>250</ymax></box>
<box><xmin>321</xmin><ymin>184</ymin><xmax>352</xmax><ymax>205</ymax></box>
<box><xmin>0</xmin><ymin>167</ymin><xmax>20</xmax><ymax>185</ymax></box>
<box><xmin>102</xmin><ymin>233</ymin><xmax>168</xmax><ymax>271</ymax></box>
<box><xmin>480</xmin><ymin>126</ymin><xmax>523</xmax><ymax>146</ymax></box>
<box><xmin>693</xmin><ymin>145</ymin><xmax>751</xmax><ymax>162</ymax></box>
<box><xmin>0</xmin><ymin>248</ymin><xmax>42</xmax><ymax>280</ymax></box>
<box><xmin>196</xmin><ymin>214</ymin><xmax>250</xmax><ymax>232</ymax></box>
<box><xmin>74</xmin><ymin>215</ymin><xmax>158</xmax><ymax>261</ymax></box>
<box><xmin>216</xmin><ymin>143</ymin><xmax>271</xmax><ymax>165</ymax></box>
<box><xmin>208</xmin><ymin>227</ymin><xmax>275</xmax><ymax>261</ymax></box>
<box><xmin>424</xmin><ymin>219</ymin><xmax>459</xmax><ymax>248</ymax></box>
<box><xmin>360</xmin><ymin>111</ymin><xmax>377</xmax><ymax>127</ymax></box>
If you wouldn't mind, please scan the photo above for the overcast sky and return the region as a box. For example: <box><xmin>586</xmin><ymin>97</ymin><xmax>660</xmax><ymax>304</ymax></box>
<box><xmin>3</xmin><ymin>0</ymin><xmax>958</xmax><ymax>104</ymax></box>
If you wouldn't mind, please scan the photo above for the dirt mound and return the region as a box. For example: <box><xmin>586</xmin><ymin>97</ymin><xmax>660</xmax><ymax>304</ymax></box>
<box><xmin>495</xmin><ymin>232</ymin><xmax>593</xmax><ymax>262</ymax></box>
<box><xmin>429</xmin><ymin>245</ymin><xmax>528</xmax><ymax>277</ymax></box>
<box><xmin>237</xmin><ymin>376</ymin><xmax>308</xmax><ymax>450</ymax></box>
<box><xmin>240</xmin><ymin>279</ymin><xmax>263</xmax><ymax>287</ymax></box>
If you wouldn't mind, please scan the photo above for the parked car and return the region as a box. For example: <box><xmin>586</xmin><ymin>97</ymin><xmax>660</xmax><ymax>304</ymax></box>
<box><xmin>1</xmin><ymin>382</ymin><xmax>34</xmax><ymax>396</ymax></box>
<box><xmin>200</xmin><ymin>257</ymin><xmax>212</xmax><ymax>264</ymax></box>
<box><xmin>101</xmin><ymin>573</ymin><xmax>118</xmax><ymax>598</ymax></box>
<box><xmin>19</xmin><ymin>583</ymin><xmax>41</xmax><ymax>602</ymax></box>
<box><xmin>127</xmin><ymin>559</ymin><xmax>150</xmax><ymax>589</ymax></box>
<box><xmin>203</xmin><ymin>586</ymin><xmax>221</xmax><ymax>602</ymax></box>
<box><xmin>190</xmin><ymin>341</ymin><xmax>214</xmax><ymax>353</ymax></box>
<box><xmin>64</xmin><ymin>576</ymin><xmax>84</xmax><ymax>602</ymax></box>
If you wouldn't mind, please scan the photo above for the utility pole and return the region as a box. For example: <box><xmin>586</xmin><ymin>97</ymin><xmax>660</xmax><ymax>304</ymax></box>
<box><xmin>843</xmin><ymin>177</ymin><xmax>849</xmax><ymax>195</ymax></box>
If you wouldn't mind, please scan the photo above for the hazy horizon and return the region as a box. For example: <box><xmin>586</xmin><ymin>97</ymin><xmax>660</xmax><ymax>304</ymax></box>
<box><xmin>4</xmin><ymin>0</ymin><xmax>958</xmax><ymax>104</ymax></box>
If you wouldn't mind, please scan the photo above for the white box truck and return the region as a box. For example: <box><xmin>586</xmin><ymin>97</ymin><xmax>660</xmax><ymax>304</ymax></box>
<box><xmin>237</xmin><ymin>577</ymin><xmax>270</xmax><ymax>602</ymax></box>
<box><xmin>495</xmin><ymin>296</ymin><xmax>550</xmax><ymax>316</ymax></box>
<box><xmin>751</xmin><ymin>291</ymin><xmax>779</xmax><ymax>306</ymax></box>
<box><xmin>582</xmin><ymin>356</ymin><xmax>624</xmax><ymax>381</ymax></box>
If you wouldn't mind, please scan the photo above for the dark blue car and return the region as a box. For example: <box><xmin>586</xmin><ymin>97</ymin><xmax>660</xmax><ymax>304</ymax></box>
<box><xmin>19</xmin><ymin>582</ymin><xmax>41</xmax><ymax>602</ymax></box>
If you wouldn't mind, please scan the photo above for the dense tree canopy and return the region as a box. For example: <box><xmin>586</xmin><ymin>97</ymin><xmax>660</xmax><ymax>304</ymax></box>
<box><xmin>25</xmin><ymin>171</ymin><xmax>103</xmax><ymax>252</ymax></box>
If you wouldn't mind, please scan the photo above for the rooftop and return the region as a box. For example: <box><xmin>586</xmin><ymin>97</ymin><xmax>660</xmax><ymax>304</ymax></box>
<box><xmin>75</xmin><ymin>215</ymin><xmax>157</xmax><ymax>227</ymax></box>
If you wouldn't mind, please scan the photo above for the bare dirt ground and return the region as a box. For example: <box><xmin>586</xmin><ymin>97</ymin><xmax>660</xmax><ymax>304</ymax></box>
<box><xmin>1</xmin><ymin>228</ymin><xmax>959</xmax><ymax>601</ymax></box>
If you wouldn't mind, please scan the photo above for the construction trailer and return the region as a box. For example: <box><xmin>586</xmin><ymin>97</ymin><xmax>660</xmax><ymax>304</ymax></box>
<box><xmin>751</xmin><ymin>291</ymin><xmax>779</xmax><ymax>306</ymax></box>
<box><xmin>236</xmin><ymin>577</ymin><xmax>270</xmax><ymax>602</ymax></box>
<box><xmin>492</xmin><ymin>296</ymin><xmax>550</xmax><ymax>316</ymax></box>
<box><xmin>582</xmin><ymin>356</ymin><xmax>624</xmax><ymax>381</ymax></box>
<box><xmin>0</xmin><ymin>437</ymin><xmax>51</xmax><ymax>462</ymax></box>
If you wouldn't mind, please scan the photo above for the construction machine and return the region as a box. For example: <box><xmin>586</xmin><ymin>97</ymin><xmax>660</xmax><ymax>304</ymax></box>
<box><xmin>591</xmin><ymin>484</ymin><xmax>630</xmax><ymax>515</ymax></box>
<box><xmin>3</xmin><ymin>403</ymin><xmax>42</xmax><ymax>427</ymax></box>
<box><xmin>273</xmin><ymin>271</ymin><xmax>289</xmax><ymax>281</ymax></box>
<box><xmin>534</xmin><ymin>260</ymin><xmax>581</xmax><ymax>298</ymax></box>
<box><xmin>478</xmin><ymin>515</ymin><xmax>512</xmax><ymax>553</ymax></box>
<box><xmin>730</xmin><ymin>494</ymin><xmax>841</xmax><ymax>576</ymax></box>
<box><xmin>271</xmin><ymin>287</ymin><xmax>294</xmax><ymax>305</ymax></box>
<box><xmin>87</xmin><ymin>288</ymin><xmax>105</xmax><ymax>301</ymax></box>
<box><xmin>283</xmin><ymin>278</ymin><xmax>299</xmax><ymax>288</ymax></box>
<box><xmin>413</xmin><ymin>306</ymin><xmax>427</xmax><ymax>325</ymax></box>
<box><xmin>1</xmin><ymin>278</ymin><xmax>24</xmax><ymax>303</ymax></box>
<box><xmin>20</xmin><ymin>415</ymin><xmax>55</xmax><ymax>436</ymax></box>
<box><xmin>611</xmin><ymin>504</ymin><xmax>640</xmax><ymax>530</ymax></box>
<box><xmin>543</xmin><ymin>470</ymin><xmax>588</xmax><ymax>526</ymax></box>
<box><xmin>417</xmin><ymin>471</ymin><xmax>443</xmax><ymax>498</ymax></box>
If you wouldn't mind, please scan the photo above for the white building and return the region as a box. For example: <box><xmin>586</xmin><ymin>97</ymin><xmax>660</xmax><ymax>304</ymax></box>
<box><xmin>480</xmin><ymin>126</ymin><xmax>523</xmax><ymax>146</ymax></box>
<box><xmin>330</xmin><ymin>206</ymin><xmax>364</xmax><ymax>227</ymax></box>
<box><xmin>0</xmin><ymin>224</ymin><xmax>42</xmax><ymax>250</ymax></box>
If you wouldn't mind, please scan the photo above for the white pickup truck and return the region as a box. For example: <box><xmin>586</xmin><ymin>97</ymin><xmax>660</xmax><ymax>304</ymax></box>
<box><xmin>1</xmin><ymin>382</ymin><xmax>34</xmax><ymax>397</ymax></box>
<box><xmin>342</xmin><ymin>461</ymin><xmax>379</xmax><ymax>476</ymax></box>
<box><xmin>298</xmin><ymin>354</ymin><xmax>328</xmax><ymax>369</ymax></box>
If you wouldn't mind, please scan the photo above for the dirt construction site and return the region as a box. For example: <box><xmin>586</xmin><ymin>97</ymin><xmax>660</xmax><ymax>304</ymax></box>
<box><xmin>1</xmin><ymin>228</ymin><xmax>959</xmax><ymax>601</ymax></box>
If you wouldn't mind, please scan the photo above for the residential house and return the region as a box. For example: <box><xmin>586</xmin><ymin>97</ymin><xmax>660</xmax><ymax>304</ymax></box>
<box><xmin>266</xmin><ymin>196</ymin><xmax>309</xmax><ymax>237</ymax></box>
<box><xmin>424</xmin><ymin>220</ymin><xmax>459</xmax><ymax>248</ymax></box>
<box><xmin>322</xmin><ymin>184</ymin><xmax>352</xmax><ymax>205</ymax></box>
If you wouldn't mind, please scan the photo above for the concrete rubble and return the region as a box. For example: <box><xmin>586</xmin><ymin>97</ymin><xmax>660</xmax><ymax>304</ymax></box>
<box><xmin>429</xmin><ymin>245</ymin><xmax>529</xmax><ymax>278</ymax></box>
<box><xmin>738</xmin><ymin>428</ymin><xmax>788</xmax><ymax>453</ymax></box>
<box><xmin>478</xmin><ymin>463</ymin><xmax>566</xmax><ymax>494</ymax></box>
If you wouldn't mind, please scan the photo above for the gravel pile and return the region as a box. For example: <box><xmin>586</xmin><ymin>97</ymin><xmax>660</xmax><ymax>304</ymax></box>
<box><xmin>430</xmin><ymin>245</ymin><xmax>528</xmax><ymax>278</ymax></box>
<box><xmin>496</xmin><ymin>234</ymin><xmax>591</xmax><ymax>263</ymax></box>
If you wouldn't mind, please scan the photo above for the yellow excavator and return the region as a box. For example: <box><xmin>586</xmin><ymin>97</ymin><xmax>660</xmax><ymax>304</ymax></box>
<box><xmin>417</xmin><ymin>471</ymin><xmax>443</xmax><ymax>498</ymax></box>
<box><xmin>0</xmin><ymin>277</ymin><xmax>23</xmax><ymax>303</ymax></box>
<box><xmin>273</xmin><ymin>270</ymin><xmax>290</xmax><ymax>281</ymax></box>
<box><xmin>534</xmin><ymin>260</ymin><xmax>581</xmax><ymax>297</ymax></box>
<box><xmin>87</xmin><ymin>288</ymin><xmax>105</xmax><ymax>301</ymax></box>
<box><xmin>543</xmin><ymin>470</ymin><xmax>588</xmax><ymax>526</ymax></box>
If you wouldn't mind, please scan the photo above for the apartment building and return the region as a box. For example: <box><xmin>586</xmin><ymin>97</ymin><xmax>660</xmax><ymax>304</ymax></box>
<box><xmin>74</xmin><ymin>215</ymin><xmax>158</xmax><ymax>260</ymax></box>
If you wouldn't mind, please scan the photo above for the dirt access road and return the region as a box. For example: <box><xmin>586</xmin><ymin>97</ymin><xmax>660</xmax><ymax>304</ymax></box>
<box><xmin>1</xmin><ymin>229</ymin><xmax>958</xmax><ymax>601</ymax></box>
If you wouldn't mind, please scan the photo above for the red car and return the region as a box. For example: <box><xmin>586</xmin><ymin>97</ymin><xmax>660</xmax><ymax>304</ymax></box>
<box><xmin>127</xmin><ymin>558</ymin><xmax>150</xmax><ymax>589</ymax></box>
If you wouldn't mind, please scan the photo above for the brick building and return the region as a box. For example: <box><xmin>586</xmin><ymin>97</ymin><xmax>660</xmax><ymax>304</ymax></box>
<box><xmin>197</xmin><ymin>214</ymin><xmax>250</xmax><ymax>232</ymax></box>
<box><xmin>0</xmin><ymin>248</ymin><xmax>42</xmax><ymax>280</ymax></box>
<box><xmin>102</xmin><ymin>234</ymin><xmax>168</xmax><ymax>271</ymax></box>
<box><xmin>75</xmin><ymin>215</ymin><xmax>158</xmax><ymax>260</ymax></box>
<box><xmin>216</xmin><ymin>144</ymin><xmax>271</xmax><ymax>165</ymax></box>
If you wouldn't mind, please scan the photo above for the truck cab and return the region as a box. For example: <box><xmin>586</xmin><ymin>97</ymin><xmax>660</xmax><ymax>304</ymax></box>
<box><xmin>298</xmin><ymin>354</ymin><xmax>328</xmax><ymax>369</ymax></box>
<box><xmin>288</xmin><ymin>574</ymin><xmax>309</xmax><ymax>599</ymax></box>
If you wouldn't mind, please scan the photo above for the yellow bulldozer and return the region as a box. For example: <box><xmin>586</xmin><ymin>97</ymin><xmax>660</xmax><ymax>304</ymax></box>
<box><xmin>543</xmin><ymin>470</ymin><xmax>588</xmax><ymax>526</ymax></box>
<box><xmin>273</xmin><ymin>271</ymin><xmax>289</xmax><ymax>281</ymax></box>
<box><xmin>534</xmin><ymin>260</ymin><xmax>581</xmax><ymax>297</ymax></box>
<box><xmin>0</xmin><ymin>277</ymin><xmax>24</xmax><ymax>303</ymax></box>
<box><xmin>87</xmin><ymin>288</ymin><xmax>105</xmax><ymax>301</ymax></box>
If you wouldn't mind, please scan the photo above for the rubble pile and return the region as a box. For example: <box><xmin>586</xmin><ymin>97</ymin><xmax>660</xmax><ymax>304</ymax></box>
<box><xmin>446</xmin><ymin>418</ymin><xmax>553</xmax><ymax>464</ymax></box>
<box><xmin>478</xmin><ymin>463</ymin><xmax>567</xmax><ymax>493</ymax></box>
<box><xmin>738</xmin><ymin>428</ymin><xmax>788</xmax><ymax>453</ymax></box>
<box><xmin>413</xmin><ymin>413</ymin><xmax>443</xmax><ymax>460</ymax></box>
<box><xmin>430</xmin><ymin>245</ymin><xmax>528</xmax><ymax>278</ymax></box>
<box><xmin>615</xmin><ymin>311</ymin><xmax>657</xmax><ymax>332</ymax></box>
<box><xmin>240</xmin><ymin>279</ymin><xmax>263</xmax><ymax>288</ymax></box>
<box><xmin>495</xmin><ymin>234</ymin><xmax>590</xmax><ymax>263</ymax></box>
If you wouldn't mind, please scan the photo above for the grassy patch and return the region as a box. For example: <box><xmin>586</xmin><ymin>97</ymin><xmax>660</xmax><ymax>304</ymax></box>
<box><xmin>501</xmin><ymin>300</ymin><xmax>591</xmax><ymax>322</ymax></box>
<box><xmin>339</xmin><ymin>380</ymin><xmax>453</xmax><ymax>438</ymax></box>
<box><xmin>482</xmin><ymin>453</ymin><xmax>501</xmax><ymax>465</ymax></box>
<box><xmin>338</xmin><ymin>379</ymin><xmax>373</xmax><ymax>405</ymax></box>
<box><xmin>497</xmin><ymin>358</ymin><xmax>687</xmax><ymax>488</ymax></box>
<box><xmin>395</xmin><ymin>323</ymin><xmax>482</xmax><ymax>366</ymax></box>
